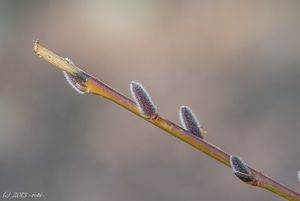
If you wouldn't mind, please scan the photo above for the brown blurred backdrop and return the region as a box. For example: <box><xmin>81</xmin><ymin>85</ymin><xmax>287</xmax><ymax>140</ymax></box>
<box><xmin>0</xmin><ymin>1</ymin><xmax>300</xmax><ymax>200</ymax></box>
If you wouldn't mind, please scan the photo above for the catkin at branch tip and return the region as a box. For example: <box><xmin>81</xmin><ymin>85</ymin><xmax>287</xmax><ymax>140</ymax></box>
<box><xmin>130</xmin><ymin>81</ymin><xmax>157</xmax><ymax>118</ymax></box>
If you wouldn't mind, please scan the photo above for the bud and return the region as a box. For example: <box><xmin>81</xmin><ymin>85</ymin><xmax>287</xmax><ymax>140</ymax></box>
<box><xmin>130</xmin><ymin>81</ymin><xmax>157</xmax><ymax>118</ymax></box>
<box><xmin>62</xmin><ymin>58</ymin><xmax>87</xmax><ymax>94</ymax></box>
<box><xmin>230</xmin><ymin>155</ymin><xmax>255</xmax><ymax>183</ymax></box>
<box><xmin>63</xmin><ymin>71</ymin><xmax>87</xmax><ymax>94</ymax></box>
<box><xmin>298</xmin><ymin>171</ymin><xmax>300</xmax><ymax>183</ymax></box>
<box><xmin>179</xmin><ymin>105</ymin><xmax>203</xmax><ymax>138</ymax></box>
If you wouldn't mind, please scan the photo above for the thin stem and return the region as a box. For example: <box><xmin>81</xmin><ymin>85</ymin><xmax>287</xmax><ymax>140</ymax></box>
<box><xmin>33</xmin><ymin>40</ymin><xmax>300</xmax><ymax>201</ymax></box>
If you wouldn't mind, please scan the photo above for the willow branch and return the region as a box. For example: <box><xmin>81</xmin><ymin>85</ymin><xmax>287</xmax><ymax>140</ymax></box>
<box><xmin>33</xmin><ymin>40</ymin><xmax>300</xmax><ymax>201</ymax></box>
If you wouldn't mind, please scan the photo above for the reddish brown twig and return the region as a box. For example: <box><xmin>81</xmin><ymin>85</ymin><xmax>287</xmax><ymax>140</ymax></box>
<box><xmin>33</xmin><ymin>40</ymin><xmax>300</xmax><ymax>201</ymax></box>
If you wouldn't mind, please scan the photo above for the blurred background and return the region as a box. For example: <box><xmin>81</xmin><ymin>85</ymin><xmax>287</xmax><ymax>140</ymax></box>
<box><xmin>0</xmin><ymin>1</ymin><xmax>300</xmax><ymax>200</ymax></box>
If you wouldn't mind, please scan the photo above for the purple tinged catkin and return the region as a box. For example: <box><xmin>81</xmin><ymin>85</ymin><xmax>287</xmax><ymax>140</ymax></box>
<box><xmin>63</xmin><ymin>71</ymin><xmax>86</xmax><ymax>94</ymax></box>
<box><xmin>130</xmin><ymin>81</ymin><xmax>157</xmax><ymax>118</ymax></box>
<box><xmin>62</xmin><ymin>58</ymin><xmax>86</xmax><ymax>94</ymax></box>
<box><xmin>230</xmin><ymin>155</ymin><xmax>254</xmax><ymax>183</ymax></box>
<box><xmin>179</xmin><ymin>105</ymin><xmax>203</xmax><ymax>138</ymax></box>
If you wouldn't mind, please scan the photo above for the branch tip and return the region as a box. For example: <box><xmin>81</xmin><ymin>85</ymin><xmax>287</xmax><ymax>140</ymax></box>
<box><xmin>33</xmin><ymin>39</ymin><xmax>40</xmax><ymax>55</ymax></box>
<box><xmin>33</xmin><ymin>40</ymin><xmax>84</xmax><ymax>76</ymax></box>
